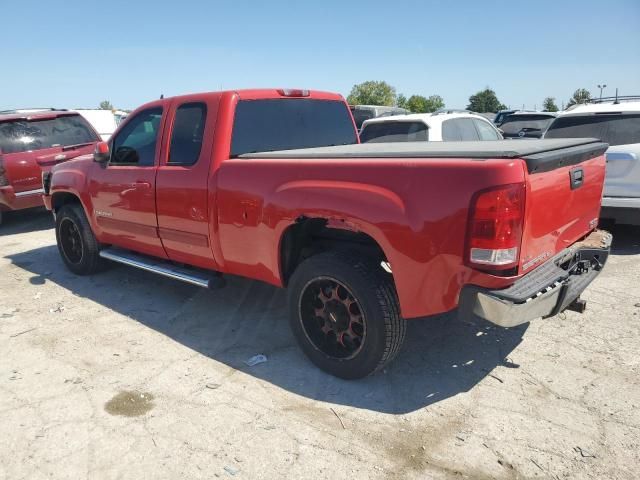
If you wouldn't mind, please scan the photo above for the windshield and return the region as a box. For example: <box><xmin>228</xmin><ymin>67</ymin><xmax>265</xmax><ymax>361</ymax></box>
<box><xmin>0</xmin><ymin>115</ymin><xmax>98</xmax><ymax>154</ymax></box>
<box><xmin>231</xmin><ymin>99</ymin><xmax>357</xmax><ymax>156</ymax></box>
<box><xmin>499</xmin><ymin>114</ymin><xmax>555</xmax><ymax>134</ymax></box>
<box><xmin>360</xmin><ymin>121</ymin><xmax>428</xmax><ymax>143</ymax></box>
<box><xmin>545</xmin><ymin>113</ymin><xmax>640</xmax><ymax>146</ymax></box>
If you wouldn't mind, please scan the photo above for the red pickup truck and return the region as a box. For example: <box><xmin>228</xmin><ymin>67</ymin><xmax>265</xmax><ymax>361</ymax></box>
<box><xmin>0</xmin><ymin>110</ymin><xmax>99</xmax><ymax>224</ymax></box>
<box><xmin>43</xmin><ymin>89</ymin><xmax>611</xmax><ymax>379</ymax></box>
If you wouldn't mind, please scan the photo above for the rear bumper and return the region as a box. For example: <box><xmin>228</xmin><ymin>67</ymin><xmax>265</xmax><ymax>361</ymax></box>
<box><xmin>600</xmin><ymin>197</ymin><xmax>640</xmax><ymax>225</ymax></box>
<box><xmin>459</xmin><ymin>229</ymin><xmax>612</xmax><ymax>328</ymax></box>
<box><xmin>601</xmin><ymin>196</ymin><xmax>640</xmax><ymax>209</ymax></box>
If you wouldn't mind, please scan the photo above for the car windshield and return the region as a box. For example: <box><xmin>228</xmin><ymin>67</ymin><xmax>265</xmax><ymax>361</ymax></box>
<box><xmin>0</xmin><ymin>115</ymin><xmax>98</xmax><ymax>154</ymax></box>
<box><xmin>360</xmin><ymin>121</ymin><xmax>428</xmax><ymax>143</ymax></box>
<box><xmin>499</xmin><ymin>114</ymin><xmax>555</xmax><ymax>134</ymax></box>
<box><xmin>231</xmin><ymin>99</ymin><xmax>357</xmax><ymax>156</ymax></box>
<box><xmin>545</xmin><ymin>113</ymin><xmax>640</xmax><ymax>146</ymax></box>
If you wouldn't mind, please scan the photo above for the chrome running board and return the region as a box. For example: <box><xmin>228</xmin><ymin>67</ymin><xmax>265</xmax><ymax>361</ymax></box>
<box><xmin>99</xmin><ymin>247</ymin><xmax>224</xmax><ymax>289</ymax></box>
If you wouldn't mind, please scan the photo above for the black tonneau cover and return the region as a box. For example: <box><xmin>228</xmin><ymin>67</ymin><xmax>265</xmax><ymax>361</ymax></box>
<box><xmin>240</xmin><ymin>138</ymin><xmax>608</xmax><ymax>173</ymax></box>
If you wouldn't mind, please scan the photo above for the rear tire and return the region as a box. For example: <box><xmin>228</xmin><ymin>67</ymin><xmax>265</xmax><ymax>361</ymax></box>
<box><xmin>288</xmin><ymin>251</ymin><xmax>406</xmax><ymax>379</ymax></box>
<box><xmin>55</xmin><ymin>204</ymin><xmax>103</xmax><ymax>275</ymax></box>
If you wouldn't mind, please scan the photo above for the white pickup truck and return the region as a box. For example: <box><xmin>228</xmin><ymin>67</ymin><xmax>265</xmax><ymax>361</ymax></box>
<box><xmin>545</xmin><ymin>98</ymin><xmax>640</xmax><ymax>225</ymax></box>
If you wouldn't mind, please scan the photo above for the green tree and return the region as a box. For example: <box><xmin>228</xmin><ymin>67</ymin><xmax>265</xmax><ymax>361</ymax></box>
<box><xmin>99</xmin><ymin>100</ymin><xmax>113</xmax><ymax>110</ymax></box>
<box><xmin>466</xmin><ymin>88</ymin><xmax>506</xmax><ymax>113</ymax></box>
<box><xmin>396</xmin><ymin>94</ymin><xmax>408</xmax><ymax>109</ymax></box>
<box><xmin>347</xmin><ymin>81</ymin><xmax>396</xmax><ymax>106</ymax></box>
<box><xmin>404</xmin><ymin>94</ymin><xmax>445</xmax><ymax>113</ymax></box>
<box><xmin>406</xmin><ymin>95</ymin><xmax>428</xmax><ymax>113</ymax></box>
<box><xmin>424</xmin><ymin>95</ymin><xmax>445</xmax><ymax>112</ymax></box>
<box><xmin>542</xmin><ymin>97</ymin><xmax>559</xmax><ymax>112</ymax></box>
<box><xmin>566</xmin><ymin>88</ymin><xmax>591</xmax><ymax>107</ymax></box>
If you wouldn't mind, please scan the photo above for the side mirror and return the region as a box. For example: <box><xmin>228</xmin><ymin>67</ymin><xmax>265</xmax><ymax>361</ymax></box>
<box><xmin>93</xmin><ymin>142</ymin><xmax>110</xmax><ymax>163</ymax></box>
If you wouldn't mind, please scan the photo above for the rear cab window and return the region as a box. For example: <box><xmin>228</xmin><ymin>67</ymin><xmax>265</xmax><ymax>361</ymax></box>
<box><xmin>231</xmin><ymin>99</ymin><xmax>357</xmax><ymax>157</ymax></box>
<box><xmin>169</xmin><ymin>103</ymin><xmax>207</xmax><ymax>165</ymax></box>
<box><xmin>500</xmin><ymin>114</ymin><xmax>555</xmax><ymax>135</ymax></box>
<box><xmin>360</xmin><ymin>121</ymin><xmax>428</xmax><ymax>143</ymax></box>
<box><xmin>0</xmin><ymin>114</ymin><xmax>99</xmax><ymax>154</ymax></box>
<box><xmin>545</xmin><ymin>113</ymin><xmax>640</xmax><ymax>146</ymax></box>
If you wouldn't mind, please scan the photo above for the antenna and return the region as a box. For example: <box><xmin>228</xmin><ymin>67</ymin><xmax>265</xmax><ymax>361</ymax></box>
<box><xmin>160</xmin><ymin>94</ymin><xmax>164</xmax><ymax>99</ymax></box>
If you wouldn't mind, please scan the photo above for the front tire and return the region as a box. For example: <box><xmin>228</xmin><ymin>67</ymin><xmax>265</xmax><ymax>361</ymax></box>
<box><xmin>55</xmin><ymin>204</ymin><xmax>103</xmax><ymax>275</ymax></box>
<box><xmin>288</xmin><ymin>251</ymin><xmax>406</xmax><ymax>379</ymax></box>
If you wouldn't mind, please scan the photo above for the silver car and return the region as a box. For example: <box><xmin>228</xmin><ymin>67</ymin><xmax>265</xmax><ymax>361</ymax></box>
<box><xmin>545</xmin><ymin>97</ymin><xmax>640</xmax><ymax>225</ymax></box>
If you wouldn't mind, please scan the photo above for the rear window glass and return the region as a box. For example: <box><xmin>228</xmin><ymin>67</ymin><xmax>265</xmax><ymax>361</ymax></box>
<box><xmin>351</xmin><ymin>109</ymin><xmax>375</xmax><ymax>129</ymax></box>
<box><xmin>474</xmin><ymin>119</ymin><xmax>501</xmax><ymax>140</ymax></box>
<box><xmin>0</xmin><ymin>115</ymin><xmax>98</xmax><ymax>154</ymax></box>
<box><xmin>545</xmin><ymin>113</ymin><xmax>640</xmax><ymax>146</ymax></box>
<box><xmin>169</xmin><ymin>103</ymin><xmax>207</xmax><ymax>165</ymax></box>
<box><xmin>499</xmin><ymin>114</ymin><xmax>555</xmax><ymax>134</ymax></box>
<box><xmin>231</xmin><ymin>99</ymin><xmax>357</xmax><ymax>157</ymax></box>
<box><xmin>360</xmin><ymin>121</ymin><xmax>428</xmax><ymax>143</ymax></box>
<box><xmin>442</xmin><ymin>118</ymin><xmax>479</xmax><ymax>141</ymax></box>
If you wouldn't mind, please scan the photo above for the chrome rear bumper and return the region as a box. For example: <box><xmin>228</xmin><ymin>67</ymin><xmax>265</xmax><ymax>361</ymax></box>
<box><xmin>459</xmin><ymin>230</ymin><xmax>612</xmax><ymax>328</ymax></box>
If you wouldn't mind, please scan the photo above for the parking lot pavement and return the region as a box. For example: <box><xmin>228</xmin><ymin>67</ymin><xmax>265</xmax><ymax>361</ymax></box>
<box><xmin>1</xmin><ymin>209</ymin><xmax>639</xmax><ymax>480</ymax></box>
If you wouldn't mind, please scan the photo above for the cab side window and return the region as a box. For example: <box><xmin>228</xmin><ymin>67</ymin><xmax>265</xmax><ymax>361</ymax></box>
<box><xmin>458</xmin><ymin>118</ymin><xmax>480</xmax><ymax>141</ymax></box>
<box><xmin>111</xmin><ymin>107</ymin><xmax>163</xmax><ymax>166</ymax></box>
<box><xmin>474</xmin><ymin>119</ymin><xmax>501</xmax><ymax>140</ymax></box>
<box><xmin>441</xmin><ymin>119</ymin><xmax>461</xmax><ymax>141</ymax></box>
<box><xmin>168</xmin><ymin>103</ymin><xmax>207</xmax><ymax>165</ymax></box>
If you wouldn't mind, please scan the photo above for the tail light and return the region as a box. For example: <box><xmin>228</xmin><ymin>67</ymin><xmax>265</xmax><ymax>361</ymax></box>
<box><xmin>466</xmin><ymin>183</ymin><xmax>525</xmax><ymax>270</ymax></box>
<box><xmin>277</xmin><ymin>89</ymin><xmax>310</xmax><ymax>97</ymax></box>
<box><xmin>0</xmin><ymin>154</ymin><xmax>8</xmax><ymax>187</ymax></box>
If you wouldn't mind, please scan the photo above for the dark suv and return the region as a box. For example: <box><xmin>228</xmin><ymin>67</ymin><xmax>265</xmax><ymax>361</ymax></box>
<box><xmin>499</xmin><ymin>112</ymin><xmax>558</xmax><ymax>139</ymax></box>
<box><xmin>0</xmin><ymin>111</ymin><xmax>99</xmax><ymax>224</ymax></box>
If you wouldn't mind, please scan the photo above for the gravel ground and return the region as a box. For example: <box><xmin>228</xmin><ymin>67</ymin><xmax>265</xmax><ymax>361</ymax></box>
<box><xmin>1</xmin><ymin>208</ymin><xmax>639</xmax><ymax>480</ymax></box>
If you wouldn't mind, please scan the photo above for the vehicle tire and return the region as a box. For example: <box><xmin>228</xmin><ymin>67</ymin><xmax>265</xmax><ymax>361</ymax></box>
<box><xmin>288</xmin><ymin>251</ymin><xmax>406</xmax><ymax>379</ymax></box>
<box><xmin>55</xmin><ymin>204</ymin><xmax>103</xmax><ymax>275</ymax></box>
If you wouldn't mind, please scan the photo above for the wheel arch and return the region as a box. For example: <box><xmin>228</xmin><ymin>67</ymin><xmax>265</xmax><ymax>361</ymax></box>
<box><xmin>278</xmin><ymin>216</ymin><xmax>393</xmax><ymax>287</ymax></box>
<box><xmin>51</xmin><ymin>191</ymin><xmax>83</xmax><ymax>213</ymax></box>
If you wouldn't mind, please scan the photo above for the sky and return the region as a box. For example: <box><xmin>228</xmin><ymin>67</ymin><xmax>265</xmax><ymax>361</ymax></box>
<box><xmin>2</xmin><ymin>0</ymin><xmax>639</xmax><ymax>111</ymax></box>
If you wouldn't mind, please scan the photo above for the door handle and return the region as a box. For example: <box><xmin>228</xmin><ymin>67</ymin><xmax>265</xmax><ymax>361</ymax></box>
<box><xmin>134</xmin><ymin>181</ymin><xmax>152</xmax><ymax>189</ymax></box>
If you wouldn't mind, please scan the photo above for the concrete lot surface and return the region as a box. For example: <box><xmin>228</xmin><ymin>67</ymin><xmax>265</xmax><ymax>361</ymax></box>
<box><xmin>1</xmin><ymin>209</ymin><xmax>639</xmax><ymax>479</ymax></box>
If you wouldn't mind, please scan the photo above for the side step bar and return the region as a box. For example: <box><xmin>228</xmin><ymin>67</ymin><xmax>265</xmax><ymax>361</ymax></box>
<box><xmin>99</xmin><ymin>247</ymin><xmax>225</xmax><ymax>289</ymax></box>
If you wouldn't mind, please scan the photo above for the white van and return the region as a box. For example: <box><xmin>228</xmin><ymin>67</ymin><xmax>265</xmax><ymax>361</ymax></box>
<box><xmin>74</xmin><ymin>109</ymin><xmax>124</xmax><ymax>141</ymax></box>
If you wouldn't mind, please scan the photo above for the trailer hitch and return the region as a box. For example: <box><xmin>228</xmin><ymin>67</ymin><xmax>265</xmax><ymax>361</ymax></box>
<box><xmin>565</xmin><ymin>297</ymin><xmax>587</xmax><ymax>314</ymax></box>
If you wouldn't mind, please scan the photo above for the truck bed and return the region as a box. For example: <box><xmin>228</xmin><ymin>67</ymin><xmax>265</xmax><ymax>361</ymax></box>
<box><xmin>241</xmin><ymin>138</ymin><xmax>608</xmax><ymax>173</ymax></box>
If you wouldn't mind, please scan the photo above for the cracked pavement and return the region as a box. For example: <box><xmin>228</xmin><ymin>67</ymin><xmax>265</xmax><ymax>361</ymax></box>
<box><xmin>1</xmin><ymin>209</ymin><xmax>639</xmax><ymax>479</ymax></box>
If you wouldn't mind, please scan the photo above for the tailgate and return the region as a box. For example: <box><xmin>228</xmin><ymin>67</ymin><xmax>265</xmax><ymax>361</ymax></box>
<box><xmin>519</xmin><ymin>142</ymin><xmax>608</xmax><ymax>273</ymax></box>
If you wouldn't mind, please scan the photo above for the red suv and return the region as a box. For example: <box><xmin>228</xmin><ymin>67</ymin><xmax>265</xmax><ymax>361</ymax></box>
<box><xmin>0</xmin><ymin>110</ymin><xmax>99</xmax><ymax>224</ymax></box>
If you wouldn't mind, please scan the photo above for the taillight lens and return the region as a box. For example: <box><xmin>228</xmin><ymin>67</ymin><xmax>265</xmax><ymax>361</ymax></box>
<box><xmin>467</xmin><ymin>183</ymin><xmax>525</xmax><ymax>270</ymax></box>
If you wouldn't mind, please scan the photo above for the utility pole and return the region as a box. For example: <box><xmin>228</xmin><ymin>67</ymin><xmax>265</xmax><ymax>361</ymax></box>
<box><xmin>597</xmin><ymin>84</ymin><xmax>607</xmax><ymax>100</ymax></box>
